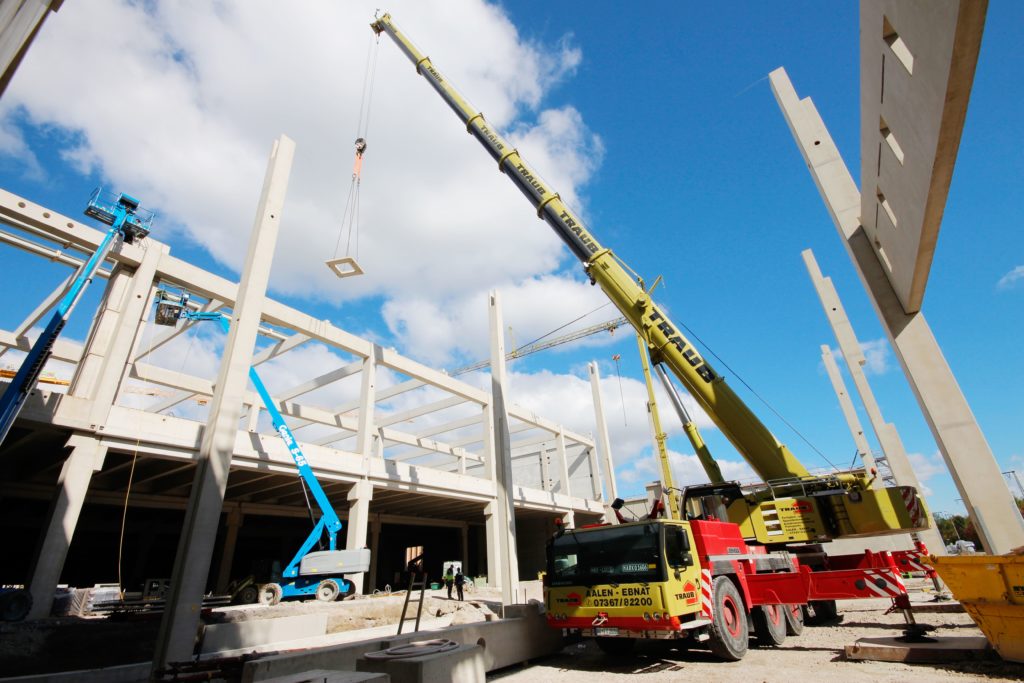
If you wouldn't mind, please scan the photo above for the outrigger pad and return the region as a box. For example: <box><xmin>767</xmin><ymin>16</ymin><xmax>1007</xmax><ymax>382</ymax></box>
<box><xmin>325</xmin><ymin>256</ymin><xmax>364</xmax><ymax>279</ymax></box>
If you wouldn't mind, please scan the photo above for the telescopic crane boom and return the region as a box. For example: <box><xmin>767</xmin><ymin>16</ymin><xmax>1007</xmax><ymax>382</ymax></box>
<box><xmin>371</xmin><ymin>12</ymin><xmax>928</xmax><ymax>543</ymax></box>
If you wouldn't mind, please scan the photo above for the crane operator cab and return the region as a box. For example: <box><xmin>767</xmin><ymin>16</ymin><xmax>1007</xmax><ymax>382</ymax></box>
<box><xmin>682</xmin><ymin>482</ymin><xmax>745</xmax><ymax>523</ymax></box>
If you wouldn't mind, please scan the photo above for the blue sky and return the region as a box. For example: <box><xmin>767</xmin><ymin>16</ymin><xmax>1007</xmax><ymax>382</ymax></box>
<box><xmin>0</xmin><ymin>1</ymin><xmax>1020</xmax><ymax>519</ymax></box>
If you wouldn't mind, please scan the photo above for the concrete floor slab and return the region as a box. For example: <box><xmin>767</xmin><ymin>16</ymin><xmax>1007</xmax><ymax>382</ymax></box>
<box><xmin>201</xmin><ymin>613</ymin><xmax>329</xmax><ymax>654</ymax></box>
<box><xmin>260</xmin><ymin>671</ymin><xmax>388</xmax><ymax>683</ymax></box>
<box><xmin>844</xmin><ymin>635</ymin><xmax>995</xmax><ymax>663</ymax></box>
<box><xmin>358</xmin><ymin>643</ymin><xmax>484</xmax><ymax>683</ymax></box>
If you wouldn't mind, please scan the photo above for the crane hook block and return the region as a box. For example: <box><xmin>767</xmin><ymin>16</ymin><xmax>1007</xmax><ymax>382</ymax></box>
<box><xmin>355</xmin><ymin>137</ymin><xmax>367</xmax><ymax>155</ymax></box>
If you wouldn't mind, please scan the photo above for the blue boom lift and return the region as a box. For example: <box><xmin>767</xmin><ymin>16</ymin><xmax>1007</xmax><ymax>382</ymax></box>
<box><xmin>0</xmin><ymin>190</ymin><xmax>153</xmax><ymax>447</ymax></box>
<box><xmin>153</xmin><ymin>291</ymin><xmax>370</xmax><ymax>604</ymax></box>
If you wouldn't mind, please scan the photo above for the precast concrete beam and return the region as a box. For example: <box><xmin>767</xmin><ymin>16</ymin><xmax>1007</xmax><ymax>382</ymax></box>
<box><xmin>770</xmin><ymin>68</ymin><xmax>1024</xmax><ymax>554</ymax></box>
<box><xmin>487</xmin><ymin>290</ymin><xmax>519</xmax><ymax>605</ymax></box>
<box><xmin>26</xmin><ymin>432</ymin><xmax>105</xmax><ymax>619</ymax></box>
<box><xmin>154</xmin><ymin>136</ymin><xmax>294</xmax><ymax>669</ymax></box>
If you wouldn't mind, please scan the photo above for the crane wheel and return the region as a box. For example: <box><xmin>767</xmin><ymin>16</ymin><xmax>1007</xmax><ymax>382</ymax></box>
<box><xmin>315</xmin><ymin>579</ymin><xmax>340</xmax><ymax>602</ymax></box>
<box><xmin>707</xmin><ymin>577</ymin><xmax>748</xmax><ymax>661</ymax></box>
<box><xmin>784</xmin><ymin>603</ymin><xmax>805</xmax><ymax>635</ymax></box>
<box><xmin>0</xmin><ymin>589</ymin><xmax>32</xmax><ymax>622</ymax></box>
<box><xmin>752</xmin><ymin>604</ymin><xmax>787</xmax><ymax>646</ymax></box>
<box><xmin>237</xmin><ymin>584</ymin><xmax>259</xmax><ymax>605</ymax></box>
<box><xmin>805</xmin><ymin>599</ymin><xmax>840</xmax><ymax>625</ymax></box>
<box><xmin>258</xmin><ymin>583</ymin><xmax>282</xmax><ymax>606</ymax></box>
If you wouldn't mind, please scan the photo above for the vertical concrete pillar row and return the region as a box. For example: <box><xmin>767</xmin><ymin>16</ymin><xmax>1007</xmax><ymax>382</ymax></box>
<box><xmin>588</xmin><ymin>362</ymin><xmax>618</xmax><ymax>506</ymax></box>
<box><xmin>27</xmin><ymin>433</ymin><xmax>107</xmax><ymax>619</ymax></box>
<box><xmin>367</xmin><ymin>515</ymin><xmax>382</xmax><ymax>590</ymax></box>
<box><xmin>487</xmin><ymin>290</ymin><xmax>519</xmax><ymax>606</ymax></box>
<box><xmin>344</xmin><ymin>480</ymin><xmax>373</xmax><ymax>594</ymax></box>
<box><xmin>153</xmin><ymin>135</ymin><xmax>295</xmax><ymax>671</ymax></box>
<box><xmin>771</xmin><ymin>69</ymin><xmax>1024</xmax><ymax>552</ymax></box>
<box><xmin>215</xmin><ymin>507</ymin><xmax>244</xmax><ymax>594</ymax></box>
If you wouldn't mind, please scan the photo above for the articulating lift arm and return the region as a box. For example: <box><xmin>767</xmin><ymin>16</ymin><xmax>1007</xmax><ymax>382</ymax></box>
<box><xmin>0</xmin><ymin>190</ymin><xmax>151</xmax><ymax>447</ymax></box>
<box><xmin>175</xmin><ymin>308</ymin><xmax>343</xmax><ymax>580</ymax></box>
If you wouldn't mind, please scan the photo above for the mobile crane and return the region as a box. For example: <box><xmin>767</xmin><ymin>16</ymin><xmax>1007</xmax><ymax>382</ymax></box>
<box><xmin>368</xmin><ymin>12</ymin><xmax>929</xmax><ymax>546</ymax></box>
<box><xmin>153</xmin><ymin>292</ymin><xmax>370</xmax><ymax>604</ymax></box>
<box><xmin>0</xmin><ymin>190</ymin><xmax>152</xmax><ymax>447</ymax></box>
<box><xmin>369</xmin><ymin>12</ymin><xmax>937</xmax><ymax>657</ymax></box>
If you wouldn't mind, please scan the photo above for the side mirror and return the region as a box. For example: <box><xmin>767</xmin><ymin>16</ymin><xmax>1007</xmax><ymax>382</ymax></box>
<box><xmin>611</xmin><ymin>498</ymin><xmax>625</xmax><ymax>510</ymax></box>
<box><xmin>676</xmin><ymin>528</ymin><xmax>691</xmax><ymax>552</ymax></box>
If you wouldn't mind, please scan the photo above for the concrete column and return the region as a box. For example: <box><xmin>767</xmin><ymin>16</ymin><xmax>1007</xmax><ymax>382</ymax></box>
<box><xmin>771</xmin><ymin>70</ymin><xmax>1024</xmax><ymax>554</ymax></box>
<box><xmin>585</xmin><ymin>447</ymin><xmax>602</xmax><ymax>501</ymax></box>
<box><xmin>0</xmin><ymin>0</ymin><xmax>60</xmax><ymax>98</ymax></box>
<box><xmin>561</xmin><ymin>509</ymin><xmax>576</xmax><ymax>529</ymax></box>
<box><xmin>344</xmin><ymin>480</ymin><xmax>373</xmax><ymax>594</ymax></box>
<box><xmin>555</xmin><ymin>430</ymin><xmax>571</xmax><ymax>496</ymax></box>
<box><xmin>215</xmin><ymin>507</ymin><xmax>243</xmax><ymax>594</ymax></box>
<box><xmin>75</xmin><ymin>240</ymin><xmax>167</xmax><ymax>427</ymax></box>
<box><xmin>482</xmin><ymin>410</ymin><xmax>501</xmax><ymax>590</ymax></box>
<box><xmin>27</xmin><ymin>433</ymin><xmax>106</xmax><ymax>619</ymax></box>
<box><xmin>68</xmin><ymin>267</ymin><xmax>132</xmax><ymax>398</ymax></box>
<box><xmin>819</xmin><ymin>345</ymin><xmax>880</xmax><ymax>484</ymax></box>
<box><xmin>538</xmin><ymin>443</ymin><xmax>551</xmax><ymax>492</ymax></box>
<box><xmin>588</xmin><ymin>362</ymin><xmax>617</xmax><ymax>502</ymax></box>
<box><xmin>367</xmin><ymin>514</ymin><xmax>382</xmax><ymax>590</ymax></box>
<box><xmin>487</xmin><ymin>290</ymin><xmax>519</xmax><ymax>605</ymax></box>
<box><xmin>460</xmin><ymin>523</ymin><xmax>469</xmax><ymax>575</ymax></box>
<box><xmin>154</xmin><ymin>136</ymin><xmax>294</xmax><ymax>670</ymax></box>
<box><xmin>805</xmin><ymin>257</ymin><xmax>946</xmax><ymax>554</ymax></box>
<box><xmin>355</xmin><ymin>346</ymin><xmax>379</xmax><ymax>459</ymax></box>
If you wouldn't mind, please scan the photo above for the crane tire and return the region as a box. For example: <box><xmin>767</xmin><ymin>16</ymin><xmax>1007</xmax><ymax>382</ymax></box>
<box><xmin>315</xmin><ymin>579</ymin><xmax>340</xmax><ymax>602</ymax></box>
<box><xmin>237</xmin><ymin>584</ymin><xmax>259</xmax><ymax>605</ymax></box>
<box><xmin>752</xmin><ymin>604</ymin><xmax>787</xmax><ymax>646</ymax></box>
<box><xmin>707</xmin><ymin>577</ymin><xmax>748</xmax><ymax>661</ymax></box>
<box><xmin>784</xmin><ymin>603</ymin><xmax>805</xmax><ymax>635</ymax></box>
<box><xmin>259</xmin><ymin>582</ymin><xmax>282</xmax><ymax>606</ymax></box>
<box><xmin>805</xmin><ymin>599</ymin><xmax>840</xmax><ymax>625</ymax></box>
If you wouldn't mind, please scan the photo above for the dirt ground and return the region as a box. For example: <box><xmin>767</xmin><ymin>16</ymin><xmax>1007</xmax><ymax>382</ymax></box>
<box><xmin>490</xmin><ymin>595</ymin><xmax>1023</xmax><ymax>683</ymax></box>
<box><xmin>3</xmin><ymin>584</ymin><xmax>1022</xmax><ymax>681</ymax></box>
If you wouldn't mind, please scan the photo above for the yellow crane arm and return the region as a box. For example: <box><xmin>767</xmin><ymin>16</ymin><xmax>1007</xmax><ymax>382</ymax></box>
<box><xmin>371</xmin><ymin>13</ymin><xmax>809</xmax><ymax>483</ymax></box>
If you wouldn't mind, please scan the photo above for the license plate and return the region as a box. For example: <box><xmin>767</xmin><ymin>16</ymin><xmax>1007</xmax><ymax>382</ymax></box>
<box><xmin>595</xmin><ymin>627</ymin><xmax>619</xmax><ymax>637</ymax></box>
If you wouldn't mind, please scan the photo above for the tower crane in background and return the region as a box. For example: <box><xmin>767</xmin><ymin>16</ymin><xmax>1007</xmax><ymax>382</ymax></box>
<box><xmin>447</xmin><ymin>316</ymin><xmax>628</xmax><ymax>377</ymax></box>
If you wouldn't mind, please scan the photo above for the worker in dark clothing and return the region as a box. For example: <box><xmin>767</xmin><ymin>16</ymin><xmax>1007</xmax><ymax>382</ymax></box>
<box><xmin>444</xmin><ymin>565</ymin><xmax>455</xmax><ymax>599</ymax></box>
<box><xmin>454</xmin><ymin>568</ymin><xmax>465</xmax><ymax>601</ymax></box>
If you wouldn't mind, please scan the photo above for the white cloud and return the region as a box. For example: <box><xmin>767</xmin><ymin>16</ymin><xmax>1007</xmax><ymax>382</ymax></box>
<box><xmin>617</xmin><ymin>448</ymin><xmax>756</xmax><ymax>491</ymax></box>
<box><xmin>829</xmin><ymin>337</ymin><xmax>892</xmax><ymax>376</ymax></box>
<box><xmin>997</xmin><ymin>265</ymin><xmax>1024</xmax><ymax>290</ymax></box>
<box><xmin>0</xmin><ymin>0</ymin><xmax>602</xmax><ymax>367</ymax></box>
<box><xmin>382</xmin><ymin>273</ymin><xmax>615</xmax><ymax>367</ymax></box>
<box><xmin>906</xmin><ymin>451</ymin><xmax>945</xmax><ymax>481</ymax></box>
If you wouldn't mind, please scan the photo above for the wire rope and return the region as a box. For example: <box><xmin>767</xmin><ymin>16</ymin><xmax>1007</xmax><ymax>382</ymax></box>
<box><xmin>672</xmin><ymin>318</ymin><xmax>840</xmax><ymax>472</ymax></box>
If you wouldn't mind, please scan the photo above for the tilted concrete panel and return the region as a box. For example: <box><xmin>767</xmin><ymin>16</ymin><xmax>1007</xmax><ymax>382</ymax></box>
<box><xmin>860</xmin><ymin>0</ymin><xmax>987</xmax><ymax>313</ymax></box>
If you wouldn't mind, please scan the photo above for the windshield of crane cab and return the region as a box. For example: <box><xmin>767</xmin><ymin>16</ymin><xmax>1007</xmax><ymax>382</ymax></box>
<box><xmin>547</xmin><ymin>523</ymin><xmax>665</xmax><ymax>586</ymax></box>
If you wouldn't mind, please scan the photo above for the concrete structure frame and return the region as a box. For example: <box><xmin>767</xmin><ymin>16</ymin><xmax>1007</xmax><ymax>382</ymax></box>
<box><xmin>0</xmin><ymin>161</ymin><xmax>612</xmax><ymax>657</ymax></box>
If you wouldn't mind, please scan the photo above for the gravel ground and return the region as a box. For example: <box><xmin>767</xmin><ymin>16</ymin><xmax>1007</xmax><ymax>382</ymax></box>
<box><xmin>489</xmin><ymin>596</ymin><xmax>1023</xmax><ymax>683</ymax></box>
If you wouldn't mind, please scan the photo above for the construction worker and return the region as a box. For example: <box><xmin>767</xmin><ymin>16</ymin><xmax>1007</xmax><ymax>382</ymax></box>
<box><xmin>444</xmin><ymin>565</ymin><xmax>455</xmax><ymax>599</ymax></box>
<box><xmin>455</xmin><ymin>568</ymin><xmax>465</xmax><ymax>602</ymax></box>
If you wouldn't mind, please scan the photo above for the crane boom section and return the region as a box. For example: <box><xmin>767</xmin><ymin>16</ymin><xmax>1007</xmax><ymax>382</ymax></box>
<box><xmin>371</xmin><ymin>14</ymin><xmax>809</xmax><ymax>482</ymax></box>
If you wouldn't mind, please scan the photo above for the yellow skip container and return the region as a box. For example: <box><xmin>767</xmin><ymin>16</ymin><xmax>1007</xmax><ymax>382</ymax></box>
<box><xmin>930</xmin><ymin>554</ymin><xmax>1024</xmax><ymax>663</ymax></box>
